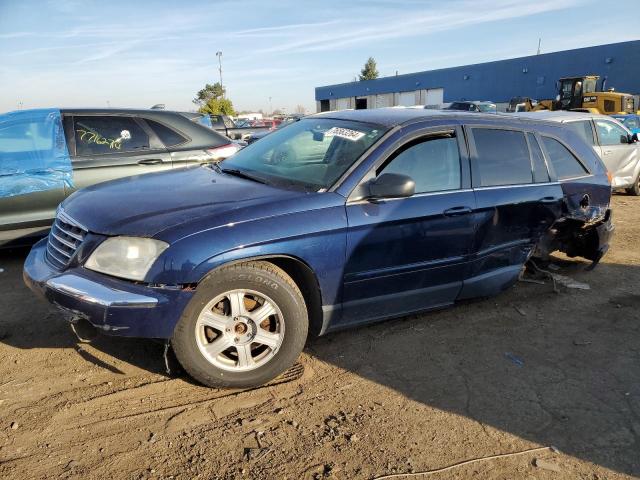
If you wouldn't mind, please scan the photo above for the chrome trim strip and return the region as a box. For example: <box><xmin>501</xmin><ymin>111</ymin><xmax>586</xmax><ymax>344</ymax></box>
<box><xmin>50</xmin><ymin>230</ymin><xmax>77</xmax><ymax>249</ymax></box>
<box><xmin>46</xmin><ymin>244</ymin><xmax>67</xmax><ymax>266</ymax></box>
<box><xmin>46</xmin><ymin>274</ymin><xmax>158</xmax><ymax>308</ymax></box>
<box><xmin>57</xmin><ymin>209</ymin><xmax>89</xmax><ymax>232</ymax></box>
<box><xmin>347</xmin><ymin>188</ymin><xmax>474</xmax><ymax>205</ymax></box>
<box><xmin>558</xmin><ymin>174</ymin><xmax>594</xmax><ymax>182</ymax></box>
<box><xmin>54</xmin><ymin>222</ymin><xmax>84</xmax><ymax>242</ymax></box>
<box><xmin>48</xmin><ymin>239</ymin><xmax>72</xmax><ymax>258</ymax></box>
<box><xmin>474</xmin><ymin>181</ymin><xmax>560</xmax><ymax>191</ymax></box>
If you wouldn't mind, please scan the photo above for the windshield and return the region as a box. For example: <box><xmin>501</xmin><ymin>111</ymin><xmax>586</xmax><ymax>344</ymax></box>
<box><xmin>447</xmin><ymin>102</ymin><xmax>473</xmax><ymax>111</ymax></box>
<box><xmin>584</xmin><ymin>78</ymin><xmax>597</xmax><ymax>93</ymax></box>
<box><xmin>220</xmin><ymin>118</ymin><xmax>386</xmax><ymax>190</ymax></box>
<box><xmin>276</xmin><ymin>118</ymin><xmax>299</xmax><ymax>129</ymax></box>
<box><xmin>478</xmin><ymin>103</ymin><xmax>496</xmax><ymax>113</ymax></box>
<box><xmin>621</xmin><ymin>116</ymin><xmax>640</xmax><ymax>131</ymax></box>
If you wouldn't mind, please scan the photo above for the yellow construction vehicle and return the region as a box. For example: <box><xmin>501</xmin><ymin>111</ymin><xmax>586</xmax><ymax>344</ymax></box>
<box><xmin>507</xmin><ymin>75</ymin><xmax>636</xmax><ymax>114</ymax></box>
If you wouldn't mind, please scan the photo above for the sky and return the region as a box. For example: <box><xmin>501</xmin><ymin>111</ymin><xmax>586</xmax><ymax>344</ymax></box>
<box><xmin>0</xmin><ymin>0</ymin><xmax>638</xmax><ymax>114</ymax></box>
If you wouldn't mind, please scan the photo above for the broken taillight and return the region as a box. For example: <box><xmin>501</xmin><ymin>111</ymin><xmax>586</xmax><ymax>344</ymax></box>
<box><xmin>206</xmin><ymin>143</ymin><xmax>241</xmax><ymax>160</ymax></box>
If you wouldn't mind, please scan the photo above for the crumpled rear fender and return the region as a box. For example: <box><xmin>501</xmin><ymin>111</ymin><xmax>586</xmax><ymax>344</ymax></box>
<box><xmin>534</xmin><ymin>207</ymin><xmax>614</xmax><ymax>268</ymax></box>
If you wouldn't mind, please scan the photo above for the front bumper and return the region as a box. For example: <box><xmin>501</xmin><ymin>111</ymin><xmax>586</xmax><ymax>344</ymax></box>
<box><xmin>23</xmin><ymin>238</ymin><xmax>194</xmax><ymax>338</ymax></box>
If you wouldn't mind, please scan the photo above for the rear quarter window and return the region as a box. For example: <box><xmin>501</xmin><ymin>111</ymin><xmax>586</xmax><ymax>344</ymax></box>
<box><xmin>145</xmin><ymin>119</ymin><xmax>187</xmax><ymax>147</ymax></box>
<box><xmin>541</xmin><ymin>136</ymin><xmax>589</xmax><ymax>180</ymax></box>
<box><xmin>565</xmin><ymin>121</ymin><xmax>595</xmax><ymax>145</ymax></box>
<box><xmin>472</xmin><ymin>128</ymin><xmax>532</xmax><ymax>186</ymax></box>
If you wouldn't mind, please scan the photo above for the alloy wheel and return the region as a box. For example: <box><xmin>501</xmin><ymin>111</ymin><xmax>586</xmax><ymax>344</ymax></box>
<box><xmin>195</xmin><ymin>289</ymin><xmax>285</xmax><ymax>372</ymax></box>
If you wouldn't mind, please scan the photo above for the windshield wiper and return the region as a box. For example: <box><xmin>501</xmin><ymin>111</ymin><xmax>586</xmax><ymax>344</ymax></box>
<box><xmin>220</xmin><ymin>168</ymin><xmax>268</xmax><ymax>185</ymax></box>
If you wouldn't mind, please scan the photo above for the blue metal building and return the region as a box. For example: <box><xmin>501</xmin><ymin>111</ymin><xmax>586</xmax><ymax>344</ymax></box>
<box><xmin>315</xmin><ymin>40</ymin><xmax>640</xmax><ymax>112</ymax></box>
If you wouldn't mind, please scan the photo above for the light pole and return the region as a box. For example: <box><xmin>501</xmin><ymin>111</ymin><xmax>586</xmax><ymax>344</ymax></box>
<box><xmin>216</xmin><ymin>51</ymin><xmax>224</xmax><ymax>98</ymax></box>
<box><xmin>269</xmin><ymin>96</ymin><xmax>272</xmax><ymax>115</ymax></box>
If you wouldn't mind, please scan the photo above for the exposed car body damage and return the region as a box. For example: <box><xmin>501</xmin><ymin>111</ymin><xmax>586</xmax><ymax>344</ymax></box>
<box><xmin>534</xmin><ymin>202</ymin><xmax>613</xmax><ymax>269</ymax></box>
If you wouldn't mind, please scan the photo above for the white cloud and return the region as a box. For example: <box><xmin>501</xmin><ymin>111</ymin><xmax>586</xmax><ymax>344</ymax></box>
<box><xmin>251</xmin><ymin>0</ymin><xmax>583</xmax><ymax>55</ymax></box>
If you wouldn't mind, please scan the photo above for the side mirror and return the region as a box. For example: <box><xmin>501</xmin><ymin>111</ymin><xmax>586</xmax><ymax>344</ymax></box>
<box><xmin>367</xmin><ymin>173</ymin><xmax>415</xmax><ymax>200</ymax></box>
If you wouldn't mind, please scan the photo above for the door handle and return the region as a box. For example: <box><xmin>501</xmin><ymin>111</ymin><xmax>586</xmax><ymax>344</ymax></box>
<box><xmin>603</xmin><ymin>150</ymin><xmax>612</xmax><ymax>156</ymax></box>
<box><xmin>137</xmin><ymin>158</ymin><xmax>163</xmax><ymax>165</ymax></box>
<box><xmin>443</xmin><ymin>206</ymin><xmax>472</xmax><ymax>216</ymax></box>
<box><xmin>539</xmin><ymin>196</ymin><xmax>559</xmax><ymax>204</ymax></box>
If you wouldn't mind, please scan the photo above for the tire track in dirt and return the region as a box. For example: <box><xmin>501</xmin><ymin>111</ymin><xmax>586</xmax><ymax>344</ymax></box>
<box><xmin>0</xmin><ymin>363</ymin><xmax>307</xmax><ymax>479</ymax></box>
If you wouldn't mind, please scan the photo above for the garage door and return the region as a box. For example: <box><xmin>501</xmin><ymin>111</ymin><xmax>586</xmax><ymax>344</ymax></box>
<box><xmin>425</xmin><ymin>88</ymin><xmax>444</xmax><ymax>107</ymax></box>
<box><xmin>336</xmin><ymin>98</ymin><xmax>351</xmax><ymax>110</ymax></box>
<box><xmin>397</xmin><ymin>91</ymin><xmax>417</xmax><ymax>107</ymax></box>
<box><xmin>375</xmin><ymin>93</ymin><xmax>393</xmax><ymax>109</ymax></box>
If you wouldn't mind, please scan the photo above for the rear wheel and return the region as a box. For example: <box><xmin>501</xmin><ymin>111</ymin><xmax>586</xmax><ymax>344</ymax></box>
<box><xmin>626</xmin><ymin>173</ymin><xmax>640</xmax><ymax>196</ymax></box>
<box><xmin>172</xmin><ymin>261</ymin><xmax>308</xmax><ymax>388</ymax></box>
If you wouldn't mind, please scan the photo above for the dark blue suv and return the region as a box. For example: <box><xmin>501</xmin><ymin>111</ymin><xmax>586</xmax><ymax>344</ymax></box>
<box><xmin>23</xmin><ymin>109</ymin><xmax>614</xmax><ymax>388</ymax></box>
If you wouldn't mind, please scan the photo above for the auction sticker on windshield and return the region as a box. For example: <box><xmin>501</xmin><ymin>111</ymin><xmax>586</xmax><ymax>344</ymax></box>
<box><xmin>323</xmin><ymin>127</ymin><xmax>365</xmax><ymax>141</ymax></box>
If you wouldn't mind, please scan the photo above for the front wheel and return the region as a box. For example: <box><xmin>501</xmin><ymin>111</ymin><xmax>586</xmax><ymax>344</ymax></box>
<box><xmin>172</xmin><ymin>261</ymin><xmax>308</xmax><ymax>388</ymax></box>
<box><xmin>626</xmin><ymin>173</ymin><xmax>640</xmax><ymax>196</ymax></box>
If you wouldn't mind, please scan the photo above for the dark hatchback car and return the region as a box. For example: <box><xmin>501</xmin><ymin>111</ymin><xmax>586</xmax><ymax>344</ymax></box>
<box><xmin>24</xmin><ymin>108</ymin><xmax>613</xmax><ymax>388</ymax></box>
<box><xmin>1</xmin><ymin>108</ymin><xmax>238</xmax><ymax>246</ymax></box>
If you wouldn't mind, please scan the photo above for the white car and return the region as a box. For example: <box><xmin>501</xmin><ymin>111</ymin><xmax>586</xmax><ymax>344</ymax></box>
<box><xmin>516</xmin><ymin>111</ymin><xmax>640</xmax><ymax>195</ymax></box>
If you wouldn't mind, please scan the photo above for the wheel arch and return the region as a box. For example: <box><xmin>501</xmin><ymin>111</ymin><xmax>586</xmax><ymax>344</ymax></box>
<box><xmin>197</xmin><ymin>254</ymin><xmax>325</xmax><ymax>337</ymax></box>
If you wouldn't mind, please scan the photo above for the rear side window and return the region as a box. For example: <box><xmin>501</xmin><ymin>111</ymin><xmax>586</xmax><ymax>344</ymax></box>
<box><xmin>527</xmin><ymin>133</ymin><xmax>549</xmax><ymax>183</ymax></box>
<box><xmin>145</xmin><ymin>119</ymin><xmax>187</xmax><ymax>147</ymax></box>
<box><xmin>541</xmin><ymin>137</ymin><xmax>588</xmax><ymax>180</ymax></box>
<box><xmin>74</xmin><ymin>116</ymin><xmax>149</xmax><ymax>155</ymax></box>
<box><xmin>472</xmin><ymin>128</ymin><xmax>532</xmax><ymax>186</ymax></box>
<box><xmin>565</xmin><ymin>121</ymin><xmax>595</xmax><ymax>145</ymax></box>
<box><xmin>0</xmin><ymin>120</ymin><xmax>55</xmax><ymax>154</ymax></box>
<box><xmin>380</xmin><ymin>135</ymin><xmax>461</xmax><ymax>193</ymax></box>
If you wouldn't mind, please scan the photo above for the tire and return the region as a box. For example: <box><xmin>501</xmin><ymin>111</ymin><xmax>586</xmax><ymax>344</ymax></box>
<box><xmin>626</xmin><ymin>174</ymin><xmax>640</xmax><ymax>196</ymax></box>
<box><xmin>172</xmin><ymin>261</ymin><xmax>308</xmax><ymax>388</ymax></box>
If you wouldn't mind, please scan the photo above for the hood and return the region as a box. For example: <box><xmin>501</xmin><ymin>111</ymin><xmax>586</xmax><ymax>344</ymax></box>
<box><xmin>61</xmin><ymin>166</ymin><xmax>305</xmax><ymax>237</ymax></box>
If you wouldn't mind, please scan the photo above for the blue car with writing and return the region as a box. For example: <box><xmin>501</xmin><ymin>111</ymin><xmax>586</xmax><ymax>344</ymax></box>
<box><xmin>23</xmin><ymin>108</ymin><xmax>613</xmax><ymax>388</ymax></box>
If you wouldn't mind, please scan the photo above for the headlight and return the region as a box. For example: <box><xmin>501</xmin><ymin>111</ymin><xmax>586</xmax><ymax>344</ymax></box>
<box><xmin>85</xmin><ymin>236</ymin><xmax>169</xmax><ymax>281</ymax></box>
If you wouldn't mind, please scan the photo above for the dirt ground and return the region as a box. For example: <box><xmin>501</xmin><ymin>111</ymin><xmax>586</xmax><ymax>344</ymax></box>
<box><xmin>0</xmin><ymin>195</ymin><xmax>639</xmax><ymax>480</ymax></box>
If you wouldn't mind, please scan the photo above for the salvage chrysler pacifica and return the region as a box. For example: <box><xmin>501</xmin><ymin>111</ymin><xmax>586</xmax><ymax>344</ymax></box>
<box><xmin>24</xmin><ymin>108</ymin><xmax>614</xmax><ymax>388</ymax></box>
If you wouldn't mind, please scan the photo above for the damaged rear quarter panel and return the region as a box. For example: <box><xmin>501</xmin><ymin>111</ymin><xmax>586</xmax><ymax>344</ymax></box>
<box><xmin>537</xmin><ymin>124</ymin><xmax>613</xmax><ymax>264</ymax></box>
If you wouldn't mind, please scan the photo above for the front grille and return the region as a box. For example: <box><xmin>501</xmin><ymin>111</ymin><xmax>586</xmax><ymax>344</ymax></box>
<box><xmin>46</xmin><ymin>211</ymin><xmax>88</xmax><ymax>270</ymax></box>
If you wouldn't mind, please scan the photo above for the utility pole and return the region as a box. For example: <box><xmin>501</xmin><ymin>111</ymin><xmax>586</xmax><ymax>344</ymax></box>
<box><xmin>537</xmin><ymin>38</ymin><xmax>541</xmax><ymax>55</ymax></box>
<box><xmin>216</xmin><ymin>51</ymin><xmax>224</xmax><ymax>98</ymax></box>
